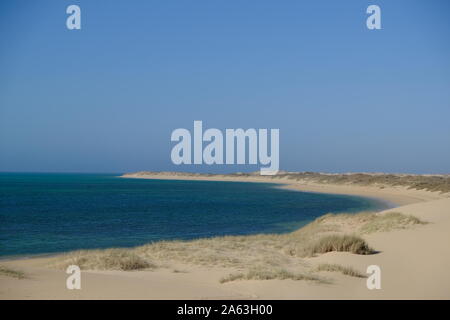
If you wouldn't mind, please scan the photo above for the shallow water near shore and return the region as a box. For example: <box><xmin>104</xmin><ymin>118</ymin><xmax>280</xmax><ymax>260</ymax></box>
<box><xmin>0</xmin><ymin>173</ymin><xmax>389</xmax><ymax>257</ymax></box>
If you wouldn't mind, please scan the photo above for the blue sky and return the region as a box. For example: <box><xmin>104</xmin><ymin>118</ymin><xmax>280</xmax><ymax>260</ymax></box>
<box><xmin>1</xmin><ymin>0</ymin><xmax>449</xmax><ymax>174</ymax></box>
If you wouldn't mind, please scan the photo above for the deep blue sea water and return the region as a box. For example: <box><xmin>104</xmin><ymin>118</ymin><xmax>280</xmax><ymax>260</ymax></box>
<box><xmin>0</xmin><ymin>173</ymin><xmax>389</xmax><ymax>257</ymax></box>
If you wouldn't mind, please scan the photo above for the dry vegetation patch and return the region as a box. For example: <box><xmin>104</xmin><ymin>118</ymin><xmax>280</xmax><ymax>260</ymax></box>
<box><xmin>315</xmin><ymin>211</ymin><xmax>426</xmax><ymax>234</ymax></box>
<box><xmin>0</xmin><ymin>265</ymin><xmax>26</xmax><ymax>279</ymax></box>
<box><xmin>359</xmin><ymin>212</ymin><xmax>426</xmax><ymax>233</ymax></box>
<box><xmin>50</xmin><ymin>210</ymin><xmax>425</xmax><ymax>280</ymax></box>
<box><xmin>53</xmin><ymin>248</ymin><xmax>156</xmax><ymax>271</ymax></box>
<box><xmin>315</xmin><ymin>263</ymin><xmax>366</xmax><ymax>278</ymax></box>
<box><xmin>302</xmin><ymin>235</ymin><xmax>374</xmax><ymax>257</ymax></box>
<box><xmin>274</xmin><ymin>172</ymin><xmax>450</xmax><ymax>193</ymax></box>
<box><xmin>220</xmin><ymin>267</ymin><xmax>327</xmax><ymax>284</ymax></box>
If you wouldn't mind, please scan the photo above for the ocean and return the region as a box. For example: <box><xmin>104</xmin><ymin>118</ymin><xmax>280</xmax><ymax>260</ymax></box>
<box><xmin>0</xmin><ymin>173</ymin><xmax>388</xmax><ymax>257</ymax></box>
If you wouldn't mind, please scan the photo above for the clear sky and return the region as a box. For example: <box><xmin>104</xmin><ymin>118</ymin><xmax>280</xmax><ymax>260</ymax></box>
<box><xmin>1</xmin><ymin>0</ymin><xmax>449</xmax><ymax>174</ymax></box>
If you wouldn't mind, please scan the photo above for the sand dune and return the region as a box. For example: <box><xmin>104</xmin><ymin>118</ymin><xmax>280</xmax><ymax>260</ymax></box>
<box><xmin>1</xmin><ymin>172</ymin><xmax>449</xmax><ymax>299</ymax></box>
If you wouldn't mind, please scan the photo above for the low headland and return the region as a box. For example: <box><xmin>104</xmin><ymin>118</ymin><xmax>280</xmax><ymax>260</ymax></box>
<box><xmin>1</xmin><ymin>171</ymin><xmax>449</xmax><ymax>299</ymax></box>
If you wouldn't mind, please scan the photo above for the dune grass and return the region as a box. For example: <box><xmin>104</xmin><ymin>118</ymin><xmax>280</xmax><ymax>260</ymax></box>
<box><xmin>51</xmin><ymin>218</ymin><xmax>372</xmax><ymax>272</ymax></box>
<box><xmin>315</xmin><ymin>263</ymin><xmax>366</xmax><ymax>278</ymax></box>
<box><xmin>300</xmin><ymin>235</ymin><xmax>374</xmax><ymax>257</ymax></box>
<box><xmin>314</xmin><ymin>211</ymin><xmax>426</xmax><ymax>234</ymax></box>
<box><xmin>51</xmin><ymin>211</ymin><xmax>425</xmax><ymax>274</ymax></box>
<box><xmin>0</xmin><ymin>265</ymin><xmax>26</xmax><ymax>279</ymax></box>
<box><xmin>220</xmin><ymin>267</ymin><xmax>327</xmax><ymax>284</ymax></box>
<box><xmin>359</xmin><ymin>211</ymin><xmax>426</xmax><ymax>234</ymax></box>
<box><xmin>55</xmin><ymin>248</ymin><xmax>156</xmax><ymax>271</ymax></box>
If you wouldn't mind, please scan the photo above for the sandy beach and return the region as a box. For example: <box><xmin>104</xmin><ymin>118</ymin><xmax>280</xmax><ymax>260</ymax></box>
<box><xmin>1</xmin><ymin>172</ymin><xmax>449</xmax><ymax>300</ymax></box>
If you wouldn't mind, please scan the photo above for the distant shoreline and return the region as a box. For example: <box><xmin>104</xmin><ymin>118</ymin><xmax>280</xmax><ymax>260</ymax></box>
<box><xmin>121</xmin><ymin>171</ymin><xmax>449</xmax><ymax>206</ymax></box>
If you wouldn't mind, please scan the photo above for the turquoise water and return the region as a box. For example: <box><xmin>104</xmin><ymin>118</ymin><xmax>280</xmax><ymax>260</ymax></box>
<box><xmin>0</xmin><ymin>173</ymin><xmax>388</xmax><ymax>257</ymax></box>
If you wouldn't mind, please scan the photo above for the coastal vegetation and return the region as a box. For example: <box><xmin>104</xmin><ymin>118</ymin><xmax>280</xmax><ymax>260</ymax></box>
<box><xmin>315</xmin><ymin>263</ymin><xmax>367</xmax><ymax>278</ymax></box>
<box><xmin>359</xmin><ymin>211</ymin><xmax>425</xmax><ymax>233</ymax></box>
<box><xmin>301</xmin><ymin>235</ymin><xmax>374</xmax><ymax>256</ymax></box>
<box><xmin>52</xmin><ymin>210</ymin><xmax>426</xmax><ymax>284</ymax></box>
<box><xmin>57</xmin><ymin>249</ymin><xmax>156</xmax><ymax>271</ymax></box>
<box><xmin>220</xmin><ymin>267</ymin><xmax>326</xmax><ymax>284</ymax></box>
<box><xmin>0</xmin><ymin>265</ymin><xmax>26</xmax><ymax>279</ymax></box>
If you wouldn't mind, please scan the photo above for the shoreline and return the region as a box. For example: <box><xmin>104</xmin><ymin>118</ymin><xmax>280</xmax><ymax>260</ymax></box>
<box><xmin>121</xmin><ymin>172</ymin><xmax>447</xmax><ymax>206</ymax></box>
<box><xmin>276</xmin><ymin>184</ymin><xmax>397</xmax><ymax>210</ymax></box>
<box><xmin>0</xmin><ymin>178</ymin><xmax>392</xmax><ymax>263</ymax></box>
<box><xmin>1</xmin><ymin>172</ymin><xmax>449</xmax><ymax>299</ymax></box>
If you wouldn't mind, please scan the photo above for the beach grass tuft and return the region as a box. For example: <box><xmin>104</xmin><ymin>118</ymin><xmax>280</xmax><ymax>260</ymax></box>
<box><xmin>300</xmin><ymin>235</ymin><xmax>375</xmax><ymax>257</ymax></box>
<box><xmin>219</xmin><ymin>267</ymin><xmax>327</xmax><ymax>284</ymax></box>
<box><xmin>315</xmin><ymin>263</ymin><xmax>366</xmax><ymax>278</ymax></box>
<box><xmin>0</xmin><ymin>265</ymin><xmax>26</xmax><ymax>279</ymax></box>
<box><xmin>359</xmin><ymin>211</ymin><xmax>426</xmax><ymax>234</ymax></box>
<box><xmin>55</xmin><ymin>249</ymin><xmax>156</xmax><ymax>271</ymax></box>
